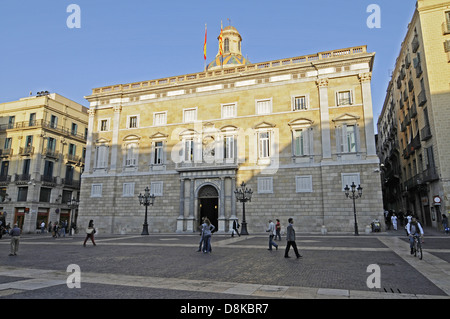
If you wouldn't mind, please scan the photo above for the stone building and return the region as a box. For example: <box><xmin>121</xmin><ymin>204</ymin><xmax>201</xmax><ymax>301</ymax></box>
<box><xmin>80</xmin><ymin>26</ymin><xmax>383</xmax><ymax>234</ymax></box>
<box><xmin>0</xmin><ymin>93</ymin><xmax>88</xmax><ymax>233</ymax></box>
<box><xmin>377</xmin><ymin>0</ymin><xmax>450</xmax><ymax>229</ymax></box>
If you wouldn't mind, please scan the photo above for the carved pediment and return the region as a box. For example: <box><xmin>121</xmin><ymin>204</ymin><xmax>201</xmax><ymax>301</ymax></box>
<box><xmin>253</xmin><ymin>121</ymin><xmax>276</xmax><ymax>130</ymax></box>
<box><xmin>288</xmin><ymin>118</ymin><xmax>314</xmax><ymax>128</ymax></box>
<box><xmin>332</xmin><ymin>113</ymin><xmax>360</xmax><ymax>123</ymax></box>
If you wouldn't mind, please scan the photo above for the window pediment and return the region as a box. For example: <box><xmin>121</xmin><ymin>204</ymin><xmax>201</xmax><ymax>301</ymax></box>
<box><xmin>332</xmin><ymin>113</ymin><xmax>360</xmax><ymax>124</ymax></box>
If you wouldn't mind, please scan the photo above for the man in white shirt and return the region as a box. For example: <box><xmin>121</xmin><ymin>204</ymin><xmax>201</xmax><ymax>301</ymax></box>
<box><xmin>266</xmin><ymin>220</ymin><xmax>278</xmax><ymax>251</ymax></box>
<box><xmin>406</xmin><ymin>217</ymin><xmax>424</xmax><ymax>255</ymax></box>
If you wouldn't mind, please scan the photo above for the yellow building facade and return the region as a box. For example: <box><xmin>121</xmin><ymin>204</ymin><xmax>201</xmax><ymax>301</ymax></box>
<box><xmin>0</xmin><ymin>93</ymin><xmax>88</xmax><ymax>233</ymax></box>
<box><xmin>81</xmin><ymin>27</ymin><xmax>383</xmax><ymax>234</ymax></box>
<box><xmin>377</xmin><ymin>0</ymin><xmax>450</xmax><ymax>229</ymax></box>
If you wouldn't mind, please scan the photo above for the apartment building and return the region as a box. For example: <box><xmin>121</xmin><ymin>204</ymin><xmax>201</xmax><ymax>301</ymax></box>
<box><xmin>377</xmin><ymin>0</ymin><xmax>450</xmax><ymax>229</ymax></box>
<box><xmin>0</xmin><ymin>93</ymin><xmax>88</xmax><ymax>233</ymax></box>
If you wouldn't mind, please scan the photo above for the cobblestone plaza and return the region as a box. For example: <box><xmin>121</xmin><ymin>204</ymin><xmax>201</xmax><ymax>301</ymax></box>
<box><xmin>0</xmin><ymin>229</ymin><xmax>449</xmax><ymax>304</ymax></box>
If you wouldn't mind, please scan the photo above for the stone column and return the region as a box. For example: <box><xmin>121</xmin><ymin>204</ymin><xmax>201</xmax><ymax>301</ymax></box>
<box><xmin>186</xmin><ymin>178</ymin><xmax>195</xmax><ymax>232</ymax></box>
<box><xmin>218</xmin><ymin>177</ymin><xmax>226</xmax><ymax>233</ymax></box>
<box><xmin>84</xmin><ymin>108</ymin><xmax>95</xmax><ymax>173</ymax></box>
<box><xmin>359</xmin><ymin>73</ymin><xmax>377</xmax><ymax>157</ymax></box>
<box><xmin>317</xmin><ymin>78</ymin><xmax>331</xmax><ymax>159</ymax></box>
<box><xmin>110</xmin><ymin>104</ymin><xmax>122</xmax><ymax>171</ymax></box>
<box><xmin>176</xmin><ymin>178</ymin><xmax>185</xmax><ymax>232</ymax></box>
<box><xmin>229</xmin><ymin>177</ymin><xmax>237</xmax><ymax>232</ymax></box>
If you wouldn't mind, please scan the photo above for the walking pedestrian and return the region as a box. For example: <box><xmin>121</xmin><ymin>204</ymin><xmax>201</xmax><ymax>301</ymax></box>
<box><xmin>9</xmin><ymin>223</ymin><xmax>21</xmax><ymax>256</ymax></box>
<box><xmin>275</xmin><ymin>219</ymin><xmax>281</xmax><ymax>240</ymax></box>
<box><xmin>231</xmin><ymin>218</ymin><xmax>240</xmax><ymax>237</ymax></box>
<box><xmin>442</xmin><ymin>214</ymin><xmax>448</xmax><ymax>233</ymax></box>
<box><xmin>40</xmin><ymin>221</ymin><xmax>46</xmax><ymax>234</ymax></box>
<box><xmin>60</xmin><ymin>220</ymin><xmax>66</xmax><ymax>237</ymax></box>
<box><xmin>266</xmin><ymin>220</ymin><xmax>278</xmax><ymax>251</ymax></box>
<box><xmin>391</xmin><ymin>213</ymin><xmax>398</xmax><ymax>230</ymax></box>
<box><xmin>197</xmin><ymin>217</ymin><xmax>206</xmax><ymax>252</ymax></box>
<box><xmin>284</xmin><ymin>218</ymin><xmax>302</xmax><ymax>259</ymax></box>
<box><xmin>202</xmin><ymin>218</ymin><xmax>215</xmax><ymax>253</ymax></box>
<box><xmin>83</xmin><ymin>220</ymin><xmax>97</xmax><ymax>247</ymax></box>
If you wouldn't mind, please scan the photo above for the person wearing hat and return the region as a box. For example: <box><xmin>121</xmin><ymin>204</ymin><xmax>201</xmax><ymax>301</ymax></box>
<box><xmin>9</xmin><ymin>223</ymin><xmax>21</xmax><ymax>256</ymax></box>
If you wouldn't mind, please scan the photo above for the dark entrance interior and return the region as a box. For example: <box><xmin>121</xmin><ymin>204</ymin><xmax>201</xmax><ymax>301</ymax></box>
<box><xmin>198</xmin><ymin>185</ymin><xmax>219</xmax><ymax>231</ymax></box>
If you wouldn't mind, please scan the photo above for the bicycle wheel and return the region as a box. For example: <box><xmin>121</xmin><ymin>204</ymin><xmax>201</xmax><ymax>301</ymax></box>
<box><xmin>417</xmin><ymin>240</ymin><xmax>423</xmax><ymax>260</ymax></box>
<box><xmin>413</xmin><ymin>239</ymin><xmax>417</xmax><ymax>257</ymax></box>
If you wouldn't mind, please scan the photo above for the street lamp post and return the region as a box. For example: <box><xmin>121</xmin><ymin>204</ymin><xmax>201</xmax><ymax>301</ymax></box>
<box><xmin>138</xmin><ymin>186</ymin><xmax>155</xmax><ymax>235</ymax></box>
<box><xmin>234</xmin><ymin>181</ymin><xmax>253</xmax><ymax>236</ymax></box>
<box><xmin>67</xmin><ymin>197</ymin><xmax>79</xmax><ymax>235</ymax></box>
<box><xmin>344</xmin><ymin>182</ymin><xmax>363</xmax><ymax>236</ymax></box>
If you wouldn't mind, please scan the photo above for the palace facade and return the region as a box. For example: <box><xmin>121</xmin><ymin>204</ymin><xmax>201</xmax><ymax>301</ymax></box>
<box><xmin>79</xmin><ymin>26</ymin><xmax>383</xmax><ymax>234</ymax></box>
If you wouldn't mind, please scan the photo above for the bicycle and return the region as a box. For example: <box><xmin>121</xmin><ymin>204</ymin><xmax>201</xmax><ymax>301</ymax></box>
<box><xmin>411</xmin><ymin>234</ymin><xmax>423</xmax><ymax>260</ymax></box>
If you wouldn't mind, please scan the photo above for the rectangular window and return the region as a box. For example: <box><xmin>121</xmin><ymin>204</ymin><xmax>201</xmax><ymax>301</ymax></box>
<box><xmin>258</xmin><ymin>132</ymin><xmax>270</xmax><ymax>158</ymax></box>
<box><xmin>68</xmin><ymin>144</ymin><xmax>76</xmax><ymax>156</ymax></box>
<box><xmin>154</xmin><ymin>141</ymin><xmax>164</xmax><ymax>164</ymax></box>
<box><xmin>293</xmin><ymin>96</ymin><xmax>308</xmax><ymax>110</ymax></box>
<box><xmin>183</xmin><ymin>109</ymin><xmax>197</xmax><ymax>123</ymax></box>
<box><xmin>154</xmin><ymin>112</ymin><xmax>167</xmax><ymax>126</ymax></box>
<box><xmin>99</xmin><ymin>119</ymin><xmax>109</xmax><ymax>131</ymax></box>
<box><xmin>222</xmin><ymin>103</ymin><xmax>236</xmax><ymax>118</ymax></box>
<box><xmin>91</xmin><ymin>184</ymin><xmax>102</xmax><ymax>197</ymax></box>
<box><xmin>4</xmin><ymin>138</ymin><xmax>12</xmax><ymax>150</ymax></box>
<box><xmin>17</xmin><ymin>187</ymin><xmax>28</xmax><ymax>202</ymax></box>
<box><xmin>184</xmin><ymin>139</ymin><xmax>194</xmax><ymax>162</ymax></box>
<box><xmin>151</xmin><ymin>181</ymin><xmax>164</xmax><ymax>196</ymax></box>
<box><xmin>47</xmin><ymin>137</ymin><xmax>56</xmax><ymax>151</ymax></box>
<box><xmin>71</xmin><ymin>123</ymin><xmax>78</xmax><ymax>135</ymax></box>
<box><xmin>256</xmin><ymin>99</ymin><xmax>272</xmax><ymax>115</ymax></box>
<box><xmin>123</xmin><ymin>183</ymin><xmax>135</xmax><ymax>197</ymax></box>
<box><xmin>345</xmin><ymin>125</ymin><xmax>357</xmax><ymax>153</ymax></box>
<box><xmin>128</xmin><ymin>116</ymin><xmax>138</xmax><ymax>128</ymax></box>
<box><xmin>337</xmin><ymin>90</ymin><xmax>352</xmax><ymax>106</ymax></box>
<box><xmin>223</xmin><ymin>136</ymin><xmax>234</xmax><ymax>160</ymax></box>
<box><xmin>8</xmin><ymin>116</ymin><xmax>15</xmax><ymax>129</ymax></box>
<box><xmin>95</xmin><ymin>145</ymin><xmax>109</xmax><ymax>168</ymax></box>
<box><xmin>50</xmin><ymin>115</ymin><xmax>58</xmax><ymax>128</ymax></box>
<box><xmin>341</xmin><ymin>173</ymin><xmax>360</xmax><ymax>191</ymax></box>
<box><xmin>293</xmin><ymin>130</ymin><xmax>305</xmax><ymax>156</ymax></box>
<box><xmin>29</xmin><ymin>113</ymin><xmax>36</xmax><ymax>126</ymax></box>
<box><xmin>22</xmin><ymin>159</ymin><xmax>31</xmax><ymax>175</ymax></box>
<box><xmin>39</xmin><ymin>187</ymin><xmax>52</xmax><ymax>203</ymax></box>
<box><xmin>125</xmin><ymin>143</ymin><xmax>138</xmax><ymax>166</ymax></box>
<box><xmin>25</xmin><ymin>135</ymin><xmax>33</xmax><ymax>147</ymax></box>
<box><xmin>295</xmin><ymin>176</ymin><xmax>313</xmax><ymax>193</ymax></box>
<box><xmin>257</xmin><ymin>177</ymin><xmax>273</xmax><ymax>194</ymax></box>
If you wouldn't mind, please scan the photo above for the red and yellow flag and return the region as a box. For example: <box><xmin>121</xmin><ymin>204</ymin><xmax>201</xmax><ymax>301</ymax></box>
<box><xmin>218</xmin><ymin>21</ymin><xmax>223</xmax><ymax>56</ymax></box>
<box><xmin>203</xmin><ymin>24</ymin><xmax>207</xmax><ymax>60</ymax></box>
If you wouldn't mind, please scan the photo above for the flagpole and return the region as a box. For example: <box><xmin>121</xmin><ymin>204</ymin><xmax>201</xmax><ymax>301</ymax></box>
<box><xmin>204</xmin><ymin>23</ymin><xmax>207</xmax><ymax>72</ymax></box>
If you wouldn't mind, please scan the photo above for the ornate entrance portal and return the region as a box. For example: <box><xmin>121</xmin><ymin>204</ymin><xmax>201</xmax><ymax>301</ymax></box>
<box><xmin>198</xmin><ymin>185</ymin><xmax>218</xmax><ymax>230</ymax></box>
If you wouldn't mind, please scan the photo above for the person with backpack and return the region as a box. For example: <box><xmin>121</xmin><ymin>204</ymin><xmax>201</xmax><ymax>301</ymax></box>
<box><xmin>406</xmin><ymin>217</ymin><xmax>424</xmax><ymax>255</ymax></box>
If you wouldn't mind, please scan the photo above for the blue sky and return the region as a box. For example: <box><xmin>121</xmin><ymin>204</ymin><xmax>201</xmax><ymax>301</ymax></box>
<box><xmin>0</xmin><ymin>0</ymin><xmax>417</xmax><ymax>132</ymax></box>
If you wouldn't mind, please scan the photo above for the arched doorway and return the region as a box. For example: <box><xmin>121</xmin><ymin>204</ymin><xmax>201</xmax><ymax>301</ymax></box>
<box><xmin>198</xmin><ymin>185</ymin><xmax>218</xmax><ymax>231</ymax></box>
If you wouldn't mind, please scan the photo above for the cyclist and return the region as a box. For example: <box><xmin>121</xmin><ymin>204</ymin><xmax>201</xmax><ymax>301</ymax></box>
<box><xmin>406</xmin><ymin>217</ymin><xmax>424</xmax><ymax>255</ymax></box>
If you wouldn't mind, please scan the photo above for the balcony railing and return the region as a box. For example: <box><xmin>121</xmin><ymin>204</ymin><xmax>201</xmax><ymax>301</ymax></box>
<box><xmin>0</xmin><ymin>148</ymin><xmax>12</xmax><ymax>158</ymax></box>
<box><xmin>423</xmin><ymin>166</ymin><xmax>439</xmax><ymax>183</ymax></box>
<box><xmin>412</xmin><ymin>35</ymin><xmax>420</xmax><ymax>53</ymax></box>
<box><xmin>19</xmin><ymin>146</ymin><xmax>34</xmax><ymax>156</ymax></box>
<box><xmin>421</xmin><ymin>125</ymin><xmax>432</xmax><ymax>141</ymax></box>
<box><xmin>418</xmin><ymin>90</ymin><xmax>427</xmax><ymax>106</ymax></box>
<box><xmin>0</xmin><ymin>119</ymin><xmax>87</xmax><ymax>141</ymax></box>
<box><xmin>443</xmin><ymin>22</ymin><xmax>450</xmax><ymax>35</ymax></box>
